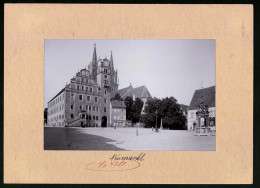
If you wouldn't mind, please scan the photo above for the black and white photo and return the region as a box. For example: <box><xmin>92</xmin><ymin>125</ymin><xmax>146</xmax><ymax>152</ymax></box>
<box><xmin>44</xmin><ymin>39</ymin><xmax>215</xmax><ymax>151</ymax></box>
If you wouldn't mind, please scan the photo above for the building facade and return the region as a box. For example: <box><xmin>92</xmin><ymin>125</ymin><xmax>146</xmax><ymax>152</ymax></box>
<box><xmin>110</xmin><ymin>100</ymin><xmax>126</xmax><ymax>127</ymax></box>
<box><xmin>187</xmin><ymin>86</ymin><xmax>215</xmax><ymax>130</ymax></box>
<box><xmin>47</xmin><ymin>44</ymin><xmax>119</xmax><ymax>127</ymax></box>
<box><xmin>47</xmin><ymin>89</ymin><xmax>66</xmax><ymax>127</ymax></box>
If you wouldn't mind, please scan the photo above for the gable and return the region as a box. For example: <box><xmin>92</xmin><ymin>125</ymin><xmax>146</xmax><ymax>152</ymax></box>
<box><xmin>189</xmin><ymin>86</ymin><xmax>215</xmax><ymax>110</ymax></box>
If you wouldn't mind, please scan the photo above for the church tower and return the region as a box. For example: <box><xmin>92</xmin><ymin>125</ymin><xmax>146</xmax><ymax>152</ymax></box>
<box><xmin>109</xmin><ymin>51</ymin><xmax>119</xmax><ymax>92</ymax></box>
<box><xmin>96</xmin><ymin>50</ymin><xmax>119</xmax><ymax>127</ymax></box>
<box><xmin>89</xmin><ymin>43</ymin><xmax>98</xmax><ymax>82</ymax></box>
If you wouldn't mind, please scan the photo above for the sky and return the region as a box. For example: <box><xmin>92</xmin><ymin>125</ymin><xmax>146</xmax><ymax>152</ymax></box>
<box><xmin>44</xmin><ymin>39</ymin><xmax>215</xmax><ymax>108</ymax></box>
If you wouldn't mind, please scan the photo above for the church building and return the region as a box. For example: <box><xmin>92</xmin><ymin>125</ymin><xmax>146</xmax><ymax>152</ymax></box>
<box><xmin>110</xmin><ymin>84</ymin><xmax>152</xmax><ymax>113</ymax></box>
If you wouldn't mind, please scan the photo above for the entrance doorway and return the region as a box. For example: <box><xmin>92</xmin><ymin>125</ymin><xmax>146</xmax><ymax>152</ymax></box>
<box><xmin>101</xmin><ymin>116</ymin><xmax>107</xmax><ymax>127</ymax></box>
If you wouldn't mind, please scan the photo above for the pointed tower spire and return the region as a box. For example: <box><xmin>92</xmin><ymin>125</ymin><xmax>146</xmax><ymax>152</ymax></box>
<box><xmin>91</xmin><ymin>43</ymin><xmax>98</xmax><ymax>82</ymax></box>
<box><xmin>92</xmin><ymin>43</ymin><xmax>97</xmax><ymax>63</ymax></box>
<box><xmin>110</xmin><ymin>50</ymin><xmax>114</xmax><ymax>71</ymax></box>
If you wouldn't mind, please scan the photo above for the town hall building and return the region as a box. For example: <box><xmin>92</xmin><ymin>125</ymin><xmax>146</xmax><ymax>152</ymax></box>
<box><xmin>47</xmin><ymin>44</ymin><xmax>119</xmax><ymax>127</ymax></box>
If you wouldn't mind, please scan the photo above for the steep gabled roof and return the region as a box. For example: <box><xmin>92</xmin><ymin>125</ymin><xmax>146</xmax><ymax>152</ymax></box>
<box><xmin>111</xmin><ymin>100</ymin><xmax>126</xmax><ymax>108</ymax></box>
<box><xmin>189</xmin><ymin>86</ymin><xmax>215</xmax><ymax>110</ymax></box>
<box><xmin>132</xmin><ymin>85</ymin><xmax>152</xmax><ymax>99</ymax></box>
<box><xmin>110</xmin><ymin>85</ymin><xmax>133</xmax><ymax>99</ymax></box>
<box><xmin>110</xmin><ymin>85</ymin><xmax>152</xmax><ymax>100</ymax></box>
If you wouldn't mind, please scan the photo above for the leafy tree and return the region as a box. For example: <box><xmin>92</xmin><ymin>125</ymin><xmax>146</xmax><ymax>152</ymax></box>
<box><xmin>111</xmin><ymin>93</ymin><xmax>123</xmax><ymax>101</ymax></box>
<box><xmin>124</xmin><ymin>96</ymin><xmax>144</xmax><ymax>123</ymax></box>
<box><xmin>131</xmin><ymin>98</ymin><xmax>144</xmax><ymax>123</ymax></box>
<box><xmin>141</xmin><ymin>97</ymin><xmax>161</xmax><ymax>128</ymax></box>
<box><xmin>142</xmin><ymin>97</ymin><xmax>186</xmax><ymax>130</ymax></box>
<box><xmin>124</xmin><ymin>96</ymin><xmax>134</xmax><ymax>120</ymax></box>
<box><xmin>159</xmin><ymin>97</ymin><xmax>186</xmax><ymax>130</ymax></box>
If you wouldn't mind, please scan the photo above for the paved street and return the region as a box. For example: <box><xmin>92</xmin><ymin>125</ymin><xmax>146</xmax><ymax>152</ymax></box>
<box><xmin>44</xmin><ymin>127</ymin><xmax>215</xmax><ymax>151</ymax></box>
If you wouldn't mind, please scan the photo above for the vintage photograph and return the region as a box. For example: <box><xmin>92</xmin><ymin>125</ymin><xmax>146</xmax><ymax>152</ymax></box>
<box><xmin>44</xmin><ymin>39</ymin><xmax>215</xmax><ymax>151</ymax></box>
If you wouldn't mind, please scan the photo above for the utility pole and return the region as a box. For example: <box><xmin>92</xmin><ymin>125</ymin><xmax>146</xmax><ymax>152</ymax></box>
<box><xmin>155</xmin><ymin>109</ymin><xmax>158</xmax><ymax>131</ymax></box>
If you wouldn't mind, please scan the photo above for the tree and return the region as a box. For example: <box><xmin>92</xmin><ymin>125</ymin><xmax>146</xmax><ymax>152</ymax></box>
<box><xmin>111</xmin><ymin>93</ymin><xmax>123</xmax><ymax>101</ymax></box>
<box><xmin>159</xmin><ymin>97</ymin><xmax>186</xmax><ymax>130</ymax></box>
<box><xmin>142</xmin><ymin>97</ymin><xmax>186</xmax><ymax>129</ymax></box>
<box><xmin>124</xmin><ymin>96</ymin><xmax>144</xmax><ymax>123</ymax></box>
<box><xmin>131</xmin><ymin>98</ymin><xmax>144</xmax><ymax>123</ymax></box>
<box><xmin>141</xmin><ymin>97</ymin><xmax>161</xmax><ymax>128</ymax></box>
<box><xmin>124</xmin><ymin>96</ymin><xmax>134</xmax><ymax>121</ymax></box>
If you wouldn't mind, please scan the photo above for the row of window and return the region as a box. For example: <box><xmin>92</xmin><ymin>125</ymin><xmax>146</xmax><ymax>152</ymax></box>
<box><xmin>70</xmin><ymin>104</ymin><xmax>107</xmax><ymax>113</ymax></box>
<box><xmin>71</xmin><ymin>94</ymin><xmax>99</xmax><ymax>103</ymax></box>
<box><xmin>76</xmin><ymin>77</ymin><xmax>89</xmax><ymax>83</ymax></box>
<box><xmin>71</xmin><ymin>94</ymin><xmax>108</xmax><ymax>105</ymax></box>
<box><xmin>113</xmin><ymin>116</ymin><xmax>126</xmax><ymax>120</ymax></box>
<box><xmin>70</xmin><ymin>104</ymin><xmax>98</xmax><ymax>111</ymax></box>
<box><xmin>50</xmin><ymin>122</ymin><xmax>65</xmax><ymax>127</ymax></box>
<box><xmin>86</xmin><ymin>123</ymin><xmax>99</xmax><ymax>127</ymax></box>
<box><xmin>48</xmin><ymin>114</ymin><xmax>65</xmax><ymax>122</ymax></box>
<box><xmin>71</xmin><ymin>114</ymin><xmax>99</xmax><ymax>120</ymax></box>
<box><xmin>49</xmin><ymin>104</ymin><xmax>64</xmax><ymax>115</ymax></box>
<box><xmin>49</xmin><ymin>93</ymin><xmax>65</xmax><ymax>108</ymax></box>
<box><xmin>113</xmin><ymin>121</ymin><xmax>125</xmax><ymax>126</ymax></box>
<box><xmin>77</xmin><ymin>85</ymin><xmax>94</xmax><ymax>92</ymax></box>
<box><xmin>113</xmin><ymin>109</ymin><xmax>125</xmax><ymax>112</ymax></box>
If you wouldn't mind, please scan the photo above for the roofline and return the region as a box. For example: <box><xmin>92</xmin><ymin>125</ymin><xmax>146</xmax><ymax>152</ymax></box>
<box><xmin>194</xmin><ymin>85</ymin><xmax>215</xmax><ymax>92</ymax></box>
<box><xmin>47</xmin><ymin>88</ymin><xmax>65</xmax><ymax>104</ymax></box>
<box><xmin>110</xmin><ymin>85</ymin><xmax>132</xmax><ymax>95</ymax></box>
<box><xmin>188</xmin><ymin>85</ymin><xmax>215</xmax><ymax>106</ymax></box>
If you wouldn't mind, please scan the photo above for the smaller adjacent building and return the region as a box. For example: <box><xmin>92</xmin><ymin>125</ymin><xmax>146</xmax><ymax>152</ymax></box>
<box><xmin>187</xmin><ymin>86</ymin><xmax>215</xmax><ymax>130</ymax></box>
<box><xmin>110</xmin><ymin>100</ymin><xmax>126</xmax><ymax>127</ymax></box>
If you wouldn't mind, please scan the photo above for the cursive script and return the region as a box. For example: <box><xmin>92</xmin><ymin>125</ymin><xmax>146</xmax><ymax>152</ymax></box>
<box><xmin>110</xmin><ymin>152</ymin><xmax>145</xmax><ymax>161</ymax></box>
<box><xmin>85</xmin><ymin>153</ymin><xmax>145</xmax><ymax>171</ymax></box>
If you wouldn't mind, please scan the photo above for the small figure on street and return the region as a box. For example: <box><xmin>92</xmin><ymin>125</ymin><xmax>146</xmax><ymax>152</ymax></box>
<box><xmin>152</xmin><ymin>127</ymin><xmax>154</xmax><ymax>131</ymax></box>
